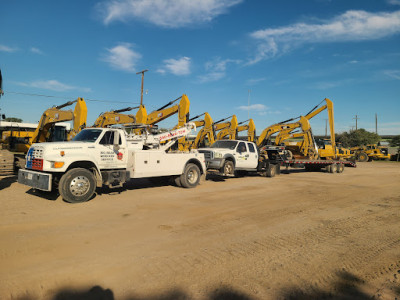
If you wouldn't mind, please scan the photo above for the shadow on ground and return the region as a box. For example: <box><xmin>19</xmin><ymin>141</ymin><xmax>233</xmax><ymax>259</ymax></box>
<box><xmin>0</xmin><ymin>175</ymin><xmax>17</xmax><ymax>190</ymax></box>
<box><xmin>13</xmin><ymin>270</ymin><xmax>400</xmax><ymax>299</ymax></box>
<box><xmin>16</xmin><ymin>285</ymin><xmax>255</xmax><ymax>300</ymax></box>
<box><xmin>280</xmin><ymin>270</ymin><xmax>399</xmax><ymax>300</ymax></box>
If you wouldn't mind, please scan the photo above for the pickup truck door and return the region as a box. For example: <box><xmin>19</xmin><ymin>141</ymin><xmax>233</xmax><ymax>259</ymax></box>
<box><xmin>96</xmin><ymin>130</ymin><xmax>127</xmax><ymax>169</ymax></box>
<box><xmin>234</xmin><ymin>142</ymin><xmax>258</xmax><ymax>169</ymax></box>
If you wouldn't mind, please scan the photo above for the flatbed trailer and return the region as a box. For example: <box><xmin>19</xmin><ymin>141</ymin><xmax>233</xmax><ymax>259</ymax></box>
<box><xmin>282</xmin><ymin>159</ymin><xmax>356</xmax><ymax>173</ymax></box>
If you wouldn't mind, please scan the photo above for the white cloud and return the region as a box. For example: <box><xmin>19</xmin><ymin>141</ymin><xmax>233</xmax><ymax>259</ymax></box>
<box><xmin>97</xmin><ymin>0</ymin><xmax>243</xmax><ymax>28</ymax></box>
<box><xmin>157</xmin><ymin>57</ymin><xmax>191</xmax><ymax>76</ymax></box>
<box><xmin>383</xmin><ymin>69</ymin><xmax>400</xmax><ymax>79</ymax></box>
<box><xmin>101</xmin><ymin>43</ymin><xmax>141</xmax><ymax>72</ymax></box>
<box><xmin>237</xmin><ymin>103</ymin><xmax>268</xmax><ymax>111</ymax></box>
<box><xmin>387</xmin><ymin>0</ymin><xmax>400</xmax><ymax>6</ymax></box>
<box><xmin>248</xmin><ymin>10</ymin><xmax>400</xmax><ymax>64</ymax></box>
<box><xmin>246</xmin><ymin>77</ymin><xmax>267</xmax><ymax>85</ymax></box>
<box><xmin>0</xmin><ymin>44</ymin><xmax>18</xmax><ymax>53</ymax></box>
<box><xmin>198</xmin><ymin>58</ymin><xmax>241</xmax><ymax>82</ymax></box>
<box><xmin>17</xmin><ymin>80</ymin><xmax>91</xmax><ymax>93</ymax></box>
<box><xmin>30</xmin><ymin>47</ymin><xmax>44</xmax><ymax>55</ymax></box>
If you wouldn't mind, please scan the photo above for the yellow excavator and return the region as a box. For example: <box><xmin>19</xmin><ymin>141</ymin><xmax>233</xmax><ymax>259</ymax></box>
<box><xmin>236</xmin><ymin>119</ymin><xmax>256</xmax><ymax>142</ymax></box>
<box><xmin>135</xmin><ymin>94</ymin><xmax>190</xmax><ymax>127</ymax></box>
<box><xmin>0</xmin><ymin>98</ymin><xmax>87</xmax><ymax>174</ymax></box>
<box><xmin>31</xmin><ymin>98</ymin><xmax>87</xmax><ymax>144</ymax></box>
<box><xmin>92</xmin><ymin>106</ymin><xmax>139</xmax><ymax>128</ymax></box>
<box><xmin>273</xmin><ymin>98</ymin><xmax>351</xmax><ymax>160</ymax></box>
<box><xmin>216</xmin><ymin>115</ymin><xmax>238</xmax><ymax>140</ymax></box>
<box><xmin>182</xmin><ymin>112</ymin><xmax>215</xmax><ymax>150</ymax></box>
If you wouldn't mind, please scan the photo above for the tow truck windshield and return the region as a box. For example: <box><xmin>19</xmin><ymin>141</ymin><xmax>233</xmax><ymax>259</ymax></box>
<box><xmin>210</xmin><ymin>140</ymin><xmax>238</xmax><ymax>150</ymax></box>
<box><xmin>72</xmin><ymin>129</ymin><xmax>103</xmax><ymax>142</ymax></box>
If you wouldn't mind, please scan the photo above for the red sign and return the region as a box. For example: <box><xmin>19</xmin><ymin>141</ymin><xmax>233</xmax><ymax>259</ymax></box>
<box><xmin>117</xmin><ymin>152</ymin><xmax>123</xmax><ymax>160</ymax></box>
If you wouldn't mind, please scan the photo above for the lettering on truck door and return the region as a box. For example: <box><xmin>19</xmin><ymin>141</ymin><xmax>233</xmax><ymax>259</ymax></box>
<box><xmin>97</xmin><ymin>130</ymin><xmax>127</xmax><ymax>169</ymax></box>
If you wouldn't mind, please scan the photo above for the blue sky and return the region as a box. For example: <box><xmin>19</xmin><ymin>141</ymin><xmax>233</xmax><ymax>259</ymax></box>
<box><xmin>1</xmin><ymin>0</ymin><xmax>399</xmax><ymax>135</ymax></box>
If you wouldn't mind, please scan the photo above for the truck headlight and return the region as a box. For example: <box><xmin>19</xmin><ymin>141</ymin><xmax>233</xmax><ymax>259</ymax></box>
<box><xmin>214</xmin><ymin>152</ymin><xmax>223</xmax><ymax>159</ymax></box>
<box><xmin>52</xmin><ymin>161</ymin><xmax>65</xmax><ymax>168</ymax></box>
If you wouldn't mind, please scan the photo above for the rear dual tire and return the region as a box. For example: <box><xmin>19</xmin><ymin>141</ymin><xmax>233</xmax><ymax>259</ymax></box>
<box><xmin>180</xmin><ymin>163</ymin><xmax>200</xmax><ymax>188</ymax></box>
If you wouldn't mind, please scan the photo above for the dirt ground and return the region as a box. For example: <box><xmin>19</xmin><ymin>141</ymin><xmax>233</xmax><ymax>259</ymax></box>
<box><xmin>0</xmin><ymin>162</ymin><xmax>399</xmax><ymax>300</ymax></box>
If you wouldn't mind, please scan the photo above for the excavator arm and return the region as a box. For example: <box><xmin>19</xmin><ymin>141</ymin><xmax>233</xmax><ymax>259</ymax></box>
<box><xmin>216</xmin><ymin>115</ymin><xmax>238</xmax><ymax>140</ymax></box>
<box><xmin>236</xmin><ymin>119</ymin><xmax>256</xmax><ymax>142</ymax></box>
<box><xmin>31</xmin><ymin>98</ymin><xmax>87</xmax><ymax>144</ymax></box>
<box><xmin>92</xmin><ymin>106</ymin><xmax>139</xmax><ymax>128</ymax></box>
<box><xmin>137</xmin><ymin>94</ymin><xmax>190</xmax><ymax>126</ymax></box>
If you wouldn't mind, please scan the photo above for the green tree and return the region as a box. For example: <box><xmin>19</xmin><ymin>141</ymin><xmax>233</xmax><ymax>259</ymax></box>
<box><xmin>336</xmin><ymin>128</ymin><xmax>380</xmax><ymax>148</ymax></box>
<box><xmin>390</xmin><ymin>135</ymin><xmax>400</xmax><ymax>147</ymax></box>
<box><xmin>4</xmin><ymin>117</ymin><xmax>23</xmax><ymax>122</ymax></box>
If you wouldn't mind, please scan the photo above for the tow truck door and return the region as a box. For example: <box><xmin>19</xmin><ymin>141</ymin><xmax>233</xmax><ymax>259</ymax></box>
<box><xmin>96</xmin><ymin>130</ymin><xmax>127</xmax><ymax>169</ymax></box>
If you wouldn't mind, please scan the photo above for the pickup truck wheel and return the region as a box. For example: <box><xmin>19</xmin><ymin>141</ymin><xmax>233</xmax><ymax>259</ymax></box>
<box><xmin>59</xmin><ymin>168</ymin><xmax>96</xmax><ymax>203</ymax></box>
<box><xmin>174</xmin><ymin>176</ymin><xmax>182</xmax><ymax>187</ymax></box>
<box><xmin>221</xmin><ymin>160</ymin><xmax>234</xmax><ymax>176</ymax></box>
<box><xmin>180</xmin><ymin>163</ymin><xmax>200</xmax><ymax>188</ymax></box>
<box><xmin>266</xmin><ymin>164</ymin><xmax>276</xmax><ymax>177</ymax></box>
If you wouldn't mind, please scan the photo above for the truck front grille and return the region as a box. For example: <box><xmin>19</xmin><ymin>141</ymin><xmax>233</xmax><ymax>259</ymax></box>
<box><xmin>198</xmin><ymin>150</ymin><xmax>214</xmax><ymax>160</ymax></box>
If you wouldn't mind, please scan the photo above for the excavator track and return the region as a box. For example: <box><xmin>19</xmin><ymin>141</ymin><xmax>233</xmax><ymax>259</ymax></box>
<box><xmin>0</xmin><ymin>149</ymin><xmax>15</xmax><ymax>175</ymax></box>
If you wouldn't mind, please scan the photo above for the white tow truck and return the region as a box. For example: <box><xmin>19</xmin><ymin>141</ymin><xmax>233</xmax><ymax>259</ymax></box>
<box><xmin>18</xmin><ymin>123</ymin><xmax>206</xmax><ymax>203</ymax></box>
<box><xmin>198</xmin><ymin>140</ymin><xmax>283</xmax><ymax>177</ymax></box>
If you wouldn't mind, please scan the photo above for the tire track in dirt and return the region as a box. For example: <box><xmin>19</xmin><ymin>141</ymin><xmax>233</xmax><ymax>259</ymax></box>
<box><xmin>135</xmin><ymin>199</ymin><xmax>400</xmax><ymax>292</ymax></box>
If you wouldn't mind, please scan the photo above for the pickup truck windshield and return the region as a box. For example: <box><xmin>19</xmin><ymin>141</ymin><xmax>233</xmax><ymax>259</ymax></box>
<box><xmin>72</xmin><ymin>129</ymin><xmax>103</xmax><ymax>142</ymax></box>
<box><xmin>211</xmin><ymin>140</ymin><xmax>238</xmax><ymax>150</ymax></box>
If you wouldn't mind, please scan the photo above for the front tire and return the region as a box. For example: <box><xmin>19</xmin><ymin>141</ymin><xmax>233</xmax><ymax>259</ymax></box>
<box><xmin>221</xmin><ymin>160</ymin><xmax>235</xmax><ymax>176</ymax></box>
<box><xmin>59</xmin><ymin>168</ymin><xmax>96</xmax><ymax>203</ymax></box>
<box><xmin>180</xmin><ymin>163</ymin><xmax>200</xmax><ymax>188</ymax></box>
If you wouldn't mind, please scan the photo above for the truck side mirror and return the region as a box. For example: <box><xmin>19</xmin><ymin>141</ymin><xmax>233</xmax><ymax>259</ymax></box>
<box><xmin>113</xmin><ymin>131</ymin><xmax>120</xmax><ymax>151</ymax></box>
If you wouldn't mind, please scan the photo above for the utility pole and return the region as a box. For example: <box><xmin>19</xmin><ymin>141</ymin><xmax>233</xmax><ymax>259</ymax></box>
<box><xmin>136</xmin><ymin>69</ymin><xmax>148</xmax><ymax>106</ymax></box>
<box><xmin>247</xmin><ymin>89</ymin><xmax>251</xmax><ymax>119</ymax></box>
<box><xmin>375</xmin><ymin>113</ymin><xmax>378</xmax><ymax>135</ymax></box>
<box><xmin>353</xmin><ymin>115</ymin><xmax>359</xmax><ymax>130</ymax></box>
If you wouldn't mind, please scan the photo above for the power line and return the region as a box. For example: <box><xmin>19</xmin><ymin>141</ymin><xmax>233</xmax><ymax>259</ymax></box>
<box><xmin>3</xmin><ymin>90</ymin><xmax>140</xmax><ymax>104</ymax></box>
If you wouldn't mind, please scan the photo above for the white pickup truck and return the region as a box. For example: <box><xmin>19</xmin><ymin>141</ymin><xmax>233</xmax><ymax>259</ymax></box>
<box><xmin>198</xmin><ymin>140</ymin><xmax>282</xmax><ymax>177</ymax></box>
<box><xmin>18</xmin><ymin>123</ymin><xmax>206</xmax><ymax>203</ymax></box>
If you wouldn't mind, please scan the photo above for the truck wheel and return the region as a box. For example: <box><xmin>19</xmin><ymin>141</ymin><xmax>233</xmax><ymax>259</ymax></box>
<box><xmin>357</xmin><ymin>152</ymin><xmax>368</xmax><ymax>162</ymax></box>
<box><xmin>221</xmin><ymin>160</ymin><xmax>234</xmax><ymax>176</ymax></box>
<box><xmin>266</xmin><ymin>164</ymin><xmax>276</xmax><ymax>177</ymax></box>
<box><xmin>174</xmin><ymin>176</ymin><xmax>182</xmax><ymax>187</ymax></box>
<box><xmin>180</xmin><ymin>163</ymin><xmax>200</xmax><ymax>188</ymax></box>
<box><xmin>336</xmin><ymin>163</ymin><xmax>344</xmax><ymax>173</ymax></box>
<box><xmin>59</xmin><ymin>168</ymin><xmax>96</xmax><ymax>203</ymax></box>
<box><xmin>326</xmin><ymin>164</ymin><xmax>332</xmax><ymax>173</ymax></box>
<box><xmin>329</xmin><ymin>163</ymin><xmax>337</xmax><ymax>173</ymax></box>
<box><xmin>275</xmin><ymin>164</ymin><xmax>281</xmax><ymax>175</ymax></box>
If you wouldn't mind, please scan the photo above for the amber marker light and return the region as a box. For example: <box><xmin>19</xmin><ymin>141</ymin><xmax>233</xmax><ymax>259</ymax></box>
<box><xmin>53</xmin><ymin>162</ymin><xmax>65</xmax><ymax>168</ymax></box>
<box><xmin>60</xmin><ymin>151</ymin><xmax>65</xmax><ymax>156</ymax></box>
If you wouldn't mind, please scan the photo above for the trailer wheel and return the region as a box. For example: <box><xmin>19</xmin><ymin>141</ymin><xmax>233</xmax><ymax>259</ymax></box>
<box><xmin>266</xmin><ymin>164</ymin><xmax>276</xmax><ymax>177</ymax></box>
<box><xmin>180</xmin><ymin>163</ymin><xmax>200</xmax><ymax>188</ymax></box>
<box><xmin>336</xmin><ymin>163</ymin><xmax>344</xmax><ymax>173</ymax></box>
<box><xmin>221</xmin><ymin>160</ymin><xmax>234</xmax><ymax>176</ymax></box>
<box><xmin>59</xmin><ymin>168</ymin><xmax>96</xmax><ymax>203</ymax></box>
<box><xmin>329</xmin><ymin>163</ymin><xmax>337</xmax><ymax>173</ymax></box>
<box><xmin>357</xmin><ymin>152</ymin><xmax>369</xmax><ymax>162</ymax></box>
<box><xmin>325</xmin><ymin>164</ymin><xmax>332</xmax><ymax>173</ymax></box>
